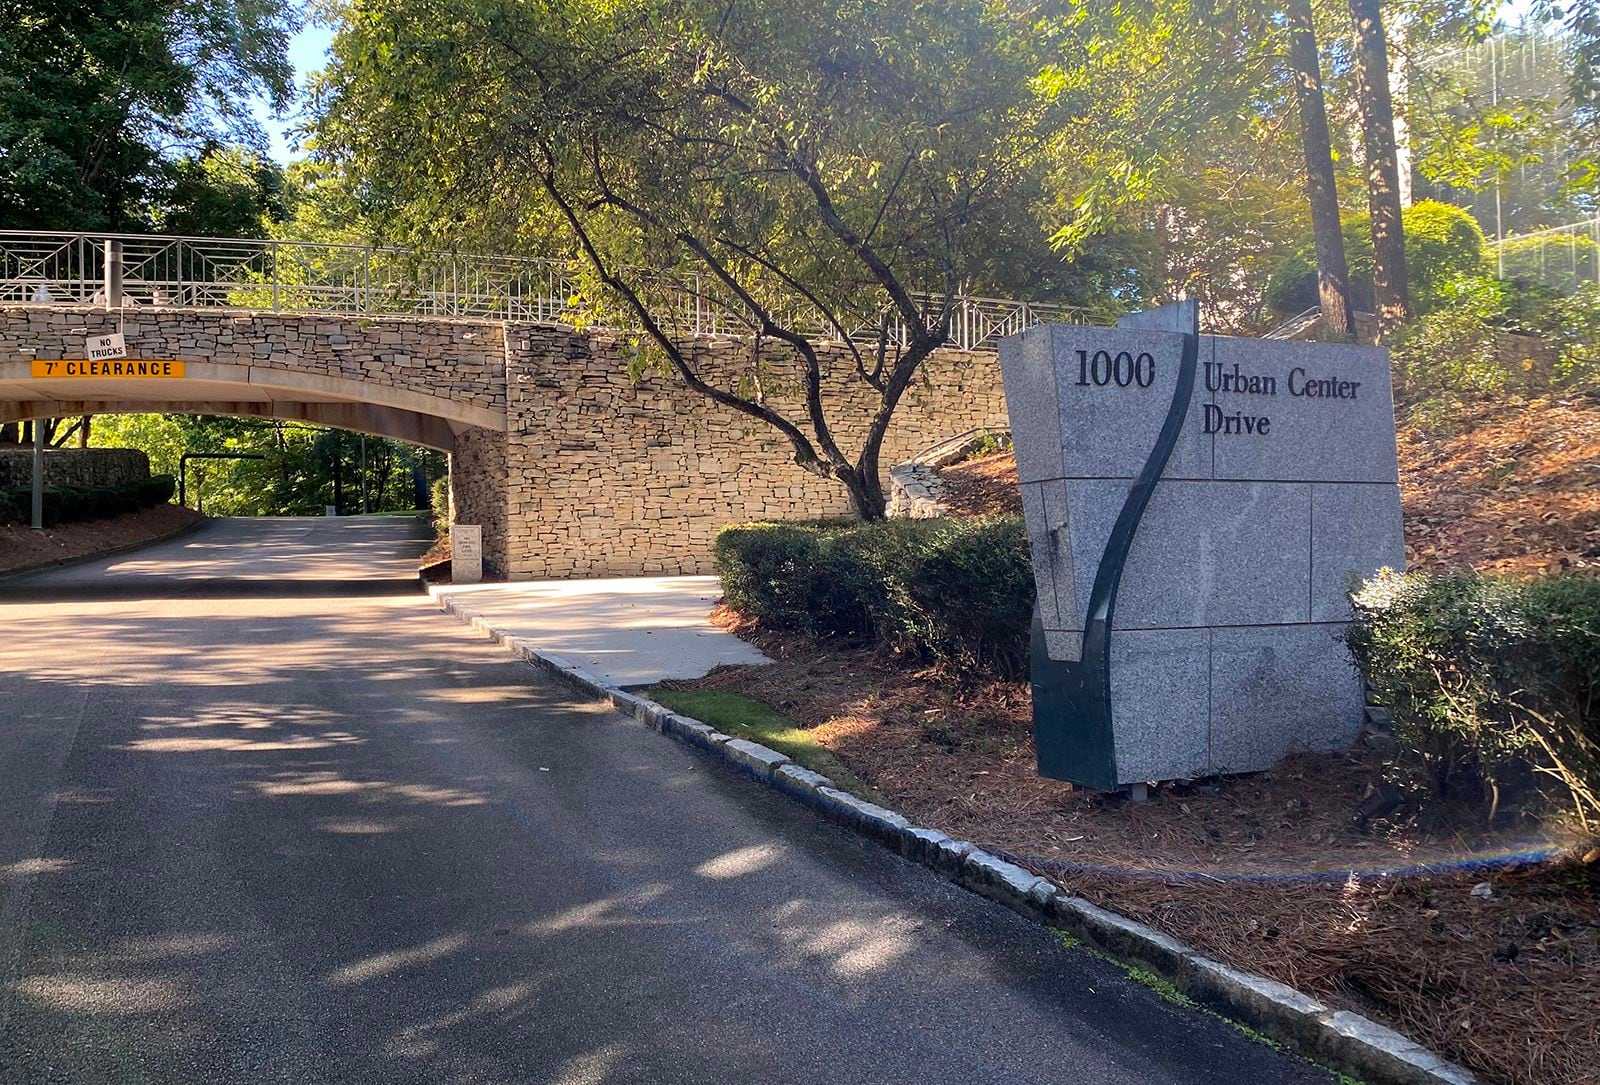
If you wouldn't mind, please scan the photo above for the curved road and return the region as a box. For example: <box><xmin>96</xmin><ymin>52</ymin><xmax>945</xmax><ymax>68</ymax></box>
<box><xmin>0</xmin><ymin>517</ymin><xmax>1332</xmax><ymax>1084</ymax></box>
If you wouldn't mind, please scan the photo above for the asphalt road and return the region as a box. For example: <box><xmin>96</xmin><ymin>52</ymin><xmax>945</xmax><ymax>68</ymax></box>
<box><xmin>0</xmin><ymin>517</ymin><xmax>1333</xmax><ymax>1084</ymax></box>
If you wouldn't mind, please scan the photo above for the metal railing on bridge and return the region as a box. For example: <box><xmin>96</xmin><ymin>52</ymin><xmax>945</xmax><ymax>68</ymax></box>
<box><xmin>0</xmin><ymin>230</ymin><xmax>1086</xmax><ymax>353</ymax></box>
<box><xmin>1491</xmin><ymin>217</ymin><xmax>1600</xmax><ymax>293</ymax></box>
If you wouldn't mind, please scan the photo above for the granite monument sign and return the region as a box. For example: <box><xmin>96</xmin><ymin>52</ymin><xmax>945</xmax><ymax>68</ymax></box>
<box><xmin>999</xmin><ymin>303</ymin><xmax>1405</xmax><ymax>789</ymax></box>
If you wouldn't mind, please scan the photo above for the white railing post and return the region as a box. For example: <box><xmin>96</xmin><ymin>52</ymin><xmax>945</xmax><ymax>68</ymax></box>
<box><xmin>271</xmin><ymin>241</ymin><xmax>280</xmax><ymax>310</ymax></box>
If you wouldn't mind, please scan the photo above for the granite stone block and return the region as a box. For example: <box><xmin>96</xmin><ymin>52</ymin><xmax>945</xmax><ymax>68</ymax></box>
<box><xmin>999</xmin><ymin>326</ymin><xmax>1065</xmax><ymax>484</ymax></box>
<box><xmin>1043</xmin><ymin>629</ymin><xmax>1083</xmax><ymax>663</ymax></box>
<box><xmin>1310</xmin><ymin>483</ymin><xmax>1406</xmax><ymax>622</ymax></box>
<box><xmin>1050</xmin><ymin>327</ymin><xmax>1213</xmax><ymax>481</ymax></box>
<box><xmin>1209</xmin><ymin>337</ymin><xmax>1399</xmax><ymax>484</ymax></box>
<box><xmin>1052</xmin><ymin>480</ymin><xmax>1311</xmax><ymax>632</ymax></box>
<box><xmin>722</xmin><ymin>737</ymin><xmax>791</xmax><ymax>778</ymax></box>
<box><xmin>1108</xmin><ymin>629</ymin><xmax>1210</xmax><ymax>782</ymax></box>
<box><xmin>1021</xmin><ymin>482</ymin><xmax>1062</xmax><ymax>630</ymax></box>
<box><xmin>1021</xmin><ymin>479</ymin><xmax>1078</xmax><ymax>632</ymax></box>
<box><xmin>1208</xmin><ymin>623</ymin><xmax>1364</xmax><ymax>774</ymax></box>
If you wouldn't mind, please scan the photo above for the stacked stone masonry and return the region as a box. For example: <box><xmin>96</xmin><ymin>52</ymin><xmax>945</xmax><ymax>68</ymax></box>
<box><xmin>489</xmin><ymin>324</ymin><xmax>1008</xmax><ymax>579</ymax></box>
<box><xmin>0</xmin><ymin>448</ymin><xmax>149</xmax><ymax>490</ymax></box>
<box><xmin>1</xmin><ymin>306</ymin><xmax>1008</xmax><ymax>579</ymax></box>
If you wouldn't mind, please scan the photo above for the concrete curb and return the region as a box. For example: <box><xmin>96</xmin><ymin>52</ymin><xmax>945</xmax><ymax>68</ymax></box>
<box><xmin>431</xmin><ymin>587</ymin><xmax>1478</xmax><ymax>1085</ymax></box>
<box><xmin>0</xmin><ymin>512</ymin><xmax>208</xmax><ymax>583</ymax></box>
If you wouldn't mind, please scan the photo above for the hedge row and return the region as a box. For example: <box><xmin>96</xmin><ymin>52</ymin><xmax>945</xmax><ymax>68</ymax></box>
<box><xmin>1347</xmin><ymin>569</ymin><xmax>1600</xmax><ymax>827</ymax></box>
<box><xmin>713</xmin><ymin>516</ymin><xmax>1033</xmax><ymax>678</ymax></box>
<box><xmin>0</xmin><ymin>474</ymin><xmax>176</xmax><ymax>526</ymax></box>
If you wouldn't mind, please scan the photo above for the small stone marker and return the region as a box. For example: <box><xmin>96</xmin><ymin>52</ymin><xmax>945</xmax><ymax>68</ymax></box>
<box><xmin>999</xmin><ymin>302</ymin><xmax>1405</xmax><ymax>788</ymax></box>
<box><xmin>452</xmin><ymin>524</ymin><xmax>483</xmax><ymax>585</ymax></box>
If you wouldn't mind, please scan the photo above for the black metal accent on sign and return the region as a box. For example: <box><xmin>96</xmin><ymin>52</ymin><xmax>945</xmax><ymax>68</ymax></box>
<box><xmin>1032</xmin><ymin>330</ymin><xmax>1200</xmax><ymax>789</ymax></box>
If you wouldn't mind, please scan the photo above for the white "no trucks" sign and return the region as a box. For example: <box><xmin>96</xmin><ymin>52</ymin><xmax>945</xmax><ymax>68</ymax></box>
<box><xmin>86</xmin><ymin>332</ymin><xmax>127</xmax><ymax>360</ymax></box>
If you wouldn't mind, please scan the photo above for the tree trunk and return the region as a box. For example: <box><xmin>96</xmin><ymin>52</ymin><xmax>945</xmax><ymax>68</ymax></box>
<box><xmin>78</xmin><ymin>415</ymin><xmax>90</xmax><ymax>448</ymax></box>
<box><xmin>331</xmin><ymin>436</ymin><xmax>343</xmax><ymax>514</ymax></box>
<box><xmin>1349</xmin><ymin>0</ymin><xmax>1411</xmax><ymax>337</ymax></box>
<box><xmin>1287</xmin><ymin>0</ymin><xmax>1356</xmax><ymax>338</ymax></box>
<box><xmin>413</xmin><ymin>461</ymin><xmax>429</xmax><ymax>510</ymax></box>
<box><xmin>839</xmin><ymin>465</ymin><xmax>887</xmax><ymax>521</ymax></box>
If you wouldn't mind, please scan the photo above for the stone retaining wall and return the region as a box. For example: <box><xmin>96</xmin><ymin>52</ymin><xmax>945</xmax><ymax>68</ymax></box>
<box><xmin>467</xmin><ymin>324</ymin><xmax>1009</xmax><ymax>579</ymax></box>
<box><xmin>0</xmin><ymin>447</ymin><xmax>149</xmax><ymax>490</ymax></box>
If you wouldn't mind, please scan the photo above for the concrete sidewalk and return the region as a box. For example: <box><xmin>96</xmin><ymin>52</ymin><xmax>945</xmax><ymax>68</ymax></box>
<box><xmin>428</xmin><ymin>575</ymin><xmax>771</xmax><ymax>687</ymax></box>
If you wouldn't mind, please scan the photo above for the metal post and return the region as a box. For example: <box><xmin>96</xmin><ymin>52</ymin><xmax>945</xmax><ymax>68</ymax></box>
<box><xmin>103</xmin><ymin>240</ymin><xmax>123</xmax><ymax>308</ymax></box>
<box><xmin>30</xmin><ymin>417</ymin><xmax>44</xmax><ymax>529</ymax></box>
<box><xmin>271</xmin><ymin>241</ymin><xmax>280</xmax><ymax>310</ymax></box>
<box><xmin>359</xmin><ymin>435</ymin><xmax>368</xmax><ymax>514</ymax></box>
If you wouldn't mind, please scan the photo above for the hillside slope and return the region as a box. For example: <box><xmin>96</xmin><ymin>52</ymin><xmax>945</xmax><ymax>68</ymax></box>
<box><xmin>934</xmin><ymin>393</ymin><xmax>1600</xmax><ymax>574</ymax></box>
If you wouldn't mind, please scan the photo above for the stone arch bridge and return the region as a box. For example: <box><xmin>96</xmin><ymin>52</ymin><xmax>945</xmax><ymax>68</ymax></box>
<box><xmin>0</xmin><ymin>232</ymin><xmax>1068</xmax><ymax>578</ymax></box>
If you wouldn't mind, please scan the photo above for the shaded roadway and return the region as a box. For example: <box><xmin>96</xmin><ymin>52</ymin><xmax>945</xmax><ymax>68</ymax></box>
<box><xmin>0</xmin><ymin>517</ymin><xmax>1334</xmax><ymax>1084</ymax></box>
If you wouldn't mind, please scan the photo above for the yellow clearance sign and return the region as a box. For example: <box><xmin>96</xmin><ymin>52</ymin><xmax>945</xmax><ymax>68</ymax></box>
<box><xmin>30</xmin><ymin>359</ymin><xmax>186</xmax><ymax>379</ymax></box>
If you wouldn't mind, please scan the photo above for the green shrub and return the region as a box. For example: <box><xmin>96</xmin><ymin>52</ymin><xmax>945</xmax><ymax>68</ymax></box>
<box><xmin>88</xmin><ymin>486</ymin><xmax>132</xmax><ymax>518</ymax></box>
<box><xmin>1266</xmin><ymin>201</ymin><xmax>1487</xmax><ymax>317</ymax></box>
<box><xmin>713</xmin><ymin>522</ymin><xmax>830</xmax><ymax>630</ymax></box>
<box><xmin>138</xmin><ymin>474</ymin><xmax>177</xmax><ymax>506</ymax></box>
<box><xmin>1347</xmin><ymin>569</ymin><xmax>1600</xmax><ymax>828</ymax></box>
<box><xmin>1402</xmin><ymin>200</ymin><xmax>1488</xmax><ymax>312</ymax></box>
<box><xmin>429</xmin><ymin>473</ymin><xmax>451</xmax><ymax>537</ymax></box>
<box><xmin>1</xmin><ymin>479</ymin><xmax>164</xmax><ymax>525</ymax></box>
<box><xmin>713</xmin><ymin>516</ymin><xmax>1033</xmax><ymax>678</ymax></box>
<box><xmin>1534</xmin><ymin>284</ymin><xmax>1600</xmax><ymax>388</ymax></box>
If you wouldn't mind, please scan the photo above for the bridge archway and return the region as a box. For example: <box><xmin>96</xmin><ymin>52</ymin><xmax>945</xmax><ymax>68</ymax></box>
<box><xmin>0</xmin><ymin>360</ymin><xmax>505</xmax><ymax>452</ymax></box>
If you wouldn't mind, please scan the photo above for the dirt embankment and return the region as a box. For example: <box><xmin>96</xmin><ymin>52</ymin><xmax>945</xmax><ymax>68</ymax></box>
<box><xmin>0</xmin><ymin>505</ymin><xmax>205</xmax><ymax>576</ymax></box>
<box><xmin>934</xmin><ymin>392</ymin><xmax>1600</xmax><ymax>575</ymax></box>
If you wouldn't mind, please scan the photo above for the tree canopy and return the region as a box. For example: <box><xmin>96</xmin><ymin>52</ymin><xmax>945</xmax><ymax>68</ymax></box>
<box><xmin>0</xmin><ymin>0</ymin><xmax>300</xmax><ymax>230</ymax></box>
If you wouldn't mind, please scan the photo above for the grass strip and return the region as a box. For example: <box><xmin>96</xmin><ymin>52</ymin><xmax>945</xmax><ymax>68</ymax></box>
<box><xmin>646</xmin><ymin>687</ymin><xmax>886</xmax><ymax>804</ymax></box>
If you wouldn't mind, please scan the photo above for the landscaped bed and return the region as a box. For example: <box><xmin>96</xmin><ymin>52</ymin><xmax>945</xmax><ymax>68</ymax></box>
<box><xmin>656</xmin><ymin>612</ymin><xmax>1598</xmax><ymax>1085</ymax></box>
<box><xmin>673</xmin><ymin>411</ymin><xmax>1600</xmax><ymax>1085</ymax></box>
<box><xmin>0</xmin><ymin>503</ymin><xmax>203</xmax><ymax>576</ymax></box>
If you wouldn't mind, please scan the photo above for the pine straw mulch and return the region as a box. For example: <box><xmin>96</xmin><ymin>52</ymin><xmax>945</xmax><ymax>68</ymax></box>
<box><xmin>1397</xmin><ymin>393</ymin><xmax>1600</xmax><ymax>576</ymax></box>
<box><xmin>664</xmin><ymin>612</ymin><xmax>1600</xmax><ymax>1085</ymax></box>
<box><xmin>936</xmin><ymin>451</ymin><xmax>1025</xmax><ymax>517</ymax></box>
<box><xmin>418</xmin><ymin>534</ymin><xmax>453</xmax><ymax>581</ymax></box>
<box><xmin>0</xmin><ymin>504</ymin><xmax>204</xmax><ymax>576</ymax></box>
<box><xmin>933</xmin><ymin>392</ymin><xmax>1600</xmax><ymax>577</ymax></box>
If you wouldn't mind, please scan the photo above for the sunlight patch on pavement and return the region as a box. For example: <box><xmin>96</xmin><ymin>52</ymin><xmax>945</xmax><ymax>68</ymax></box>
<box><xmin>694</xmin><ymin>843</ymin><xmax>783</xmax><ymax>880</ymax></box>
<box><xmin>14</xmin><ymin>974</ymin><xmax>192</xmax><ymax>1014</ymax></box>
<box><xmin>326</xmin><ymin>933</ymin><xmax>471</xmax><ymax>987</ymax></box>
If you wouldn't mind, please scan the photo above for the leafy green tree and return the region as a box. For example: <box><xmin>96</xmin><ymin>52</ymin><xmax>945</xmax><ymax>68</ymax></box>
<box><xmin>1266</xmin><ymin>199</ymin><xmax>1486</xmax><ymax>314</ymax></box>
<box><xmin>0</xmin><ymin>0</ymin><xmax>299</xmax><ymax>230</ymax></box>
<box><xmin>88</xmin><ymin>414</ymin><xmax>443</xmax><ymax>516</ymax></box>
<box><xmin>150</xmin><ymin>146</ymin><xmax>290</xmax><ymax>237</ymax></box>
<box><xmin>312</xmin><ymin>0</ymin><xmax>1101</xmax><ymax>518</ymax></box>
<box><xmin>1532</xmin><ymin>0</ymin><xmax>1600</xmax><ymax>189</ymax></box>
